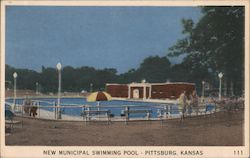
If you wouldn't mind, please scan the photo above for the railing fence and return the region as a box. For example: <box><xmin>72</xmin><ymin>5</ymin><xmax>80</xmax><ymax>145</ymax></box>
<box><xmin>5</xmin><ymin>98</ymin><xmax>244</xmax><ymax>123</ymax></box>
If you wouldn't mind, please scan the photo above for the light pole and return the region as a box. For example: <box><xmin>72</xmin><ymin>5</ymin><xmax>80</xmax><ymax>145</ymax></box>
<box><xmin>202</xmin><ymin>81</ymin><xmax>205</xmax><ymax>103</ymax></box>
<box><xmin>56</xmin><ymin>62</ymin><xmax>62</xmax><ymax>119</ymax></box>
<box><xmin>36</xmin><ymin>82</ymin><xmax>39</xmax><ymax>95</ymax></box>
<box><xmin>218</xmin><ymin>72</ymin><xmax>223</xmax><ymax>101</ymax></box>
<box><xmin>13</xmin><ymin>72</ymin><xmax>18</xmax><ymax>110</ymax></box>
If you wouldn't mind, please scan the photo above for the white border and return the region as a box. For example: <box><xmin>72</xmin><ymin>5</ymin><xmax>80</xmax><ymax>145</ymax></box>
<box><xmin>1</xmin><ymin>1</ymin><xmax>249</xmax><ymax>158</ymax></box>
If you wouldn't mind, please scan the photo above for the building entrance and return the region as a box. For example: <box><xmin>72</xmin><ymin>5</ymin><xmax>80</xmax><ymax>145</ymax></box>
<box><xmin>133</xmin><ymin>89</ymin><xmax>140</xmax><ymax>99</ymax></box>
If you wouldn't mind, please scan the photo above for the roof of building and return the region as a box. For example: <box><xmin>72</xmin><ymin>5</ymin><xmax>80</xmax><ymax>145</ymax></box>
<box><xmin>150</xmin><ymin>82</ymin><xmax>195</xmax><ymax>85</ymax></box>
<box><xmin>106</xmin><ymin>82</ymin><xmax>195</xmax><ymax>86</ymax></box>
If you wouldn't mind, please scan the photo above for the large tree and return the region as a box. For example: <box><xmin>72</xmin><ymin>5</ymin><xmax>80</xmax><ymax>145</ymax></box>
<box><xmin>137</xmin><ymin>56</ymin><xmax>171</xmax><ymax>83</ymax></box>
<box><xmin>119</xmin><ymin>56</ymin><xmax>172</xmax><ymax>83</ymax></box>
<box><xmin>168</xmin><ymin>6</ymin><xmax>244</xmax><ymax>95</ymax></box>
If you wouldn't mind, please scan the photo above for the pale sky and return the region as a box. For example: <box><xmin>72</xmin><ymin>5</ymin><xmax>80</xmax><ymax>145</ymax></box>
<box><xmin>6</xmin><ymin>6</ymin><xmax>201</xmax><ymax>73</ymax></box>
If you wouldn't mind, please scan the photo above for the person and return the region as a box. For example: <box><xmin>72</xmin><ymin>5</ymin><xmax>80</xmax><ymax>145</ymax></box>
<box><xmin>23</xmin><ymin>98</ymin><xmax>32</xmax><ymax>115</ymax></box>
<box><xmin>179</xmin><ymin>90</ymin><xmax>187</xmax><ymax>121</ymax></box>
<box><xmin>30</xmin><ymin>101</ymin><xmax>38</xmax><ymax>117</ymax></box>
<box><xmin>190</xmin><ymin>90</ymin><xmax>199</xmax><ymax>115</ymax></box>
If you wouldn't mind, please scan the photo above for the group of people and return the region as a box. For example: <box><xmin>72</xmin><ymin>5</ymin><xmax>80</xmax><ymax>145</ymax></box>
<box><xmin>217</xmin><ymin>96</ymin><xmax>243</xmax><ymax>112</ymax></box>
<box><xmin>178</xmin><ymin>90</ymin><xmax>199</xmax><ymax>120</ymax></box>
<box><xmin>178</xmin><ymin>89</ymin><xmax>244</xmax><ymax>120</ymax></box>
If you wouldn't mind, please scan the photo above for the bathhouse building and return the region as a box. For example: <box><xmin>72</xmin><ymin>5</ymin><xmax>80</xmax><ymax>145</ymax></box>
<box><xmin>106</xmin><ymin>81</ymin><xmax>195</xmax><ymax>100</ymax></box>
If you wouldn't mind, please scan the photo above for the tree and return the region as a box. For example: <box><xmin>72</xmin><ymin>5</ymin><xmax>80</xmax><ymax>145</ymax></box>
<box><xmin>168</xmin><ymin>6</ymin><xmax>244</xmax><ymax>95</ymax></box>
<box><xmin>119</xmin><ymin>56</ymin><xmax>172</xmax><ymax>83</ymax></box>
<box><xmin>93</xmin><ymin>68</ymin><xmax>118</xmax><ymax>91</ymax></box>
<box><xmin>119</xmin><ymin>68</ymin><xmax>139</xmax><ymax>83</ymax></box>
<box><xmin>40</xmin><ymin>67</ymin><xmax>57</xmax><ymax>92</ymax></box>
<box><xmin>137</xmin><ymin>56</ymin><xmax>171</xmax><ymax>83</ymax></box>
<box><xmin>62</xmin><ymin>66</ymin><xmax>77</xmax><ymax>92</ymax></box>
<box><xmin>5</xmin><ymin>65</ymin><xmax>40</xmax><ymax>90</ymax></box>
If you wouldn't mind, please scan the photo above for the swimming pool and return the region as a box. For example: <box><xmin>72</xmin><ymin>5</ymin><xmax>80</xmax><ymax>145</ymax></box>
<box><xmin>5</xmin><ymin>98</ymin><xmax>181</xmax><ymax>118</ymax></box>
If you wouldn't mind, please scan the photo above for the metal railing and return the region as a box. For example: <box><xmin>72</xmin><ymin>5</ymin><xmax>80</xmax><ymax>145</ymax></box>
<box><xmin>5</xmin><ymin>98</ymin><xmax>244</xmax><ymax>123</ymax></box>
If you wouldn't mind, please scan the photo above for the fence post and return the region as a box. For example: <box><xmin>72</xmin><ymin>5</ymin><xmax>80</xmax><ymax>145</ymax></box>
<box><xmin>83</xmin><ymin>106</ymin><xmax>87</xmax><ymax>126</ymax></box>
<box><xmin>54</xmin><ymin>102</ymin><xmax>57</xmax><ymax>120</ymax></box>
<box><xmin>87</xmin><ymin>107</ymin><xmax>90</xmax><ymax>121</ymax></box>
<box><xmin>195</xmin><ymin>105</ymin><xmax>198</xmax><ymax>116</ymax></box>
<box><xmin>106</xmin><ymin>112</ymin><xmax>110</xmax><ymax>125</ymax></box>
<box><xmin>38</xmin><ymin>101</ymin><xmax>40</xmax><ymax>119</ymax></box>
<box><xmin>81</xmin><ymin>105</ymin><xmax>84</xmax><ymax>121</ymax></box>
<box><xmin>21</xmin><ymin>103</ymin><xmax>23</xmax><ymax>128</ymax></box>
<box><xmin>125</xmin><ymin>106</ymin><xmax>129</xmax><ymax>125</ymax></box>
<box><xmin>215</xmin><ymin>103</ymin><xmax>217</xmax><ymax>113</ymax></box>
<box><xmin>164</xmin><ymin>105</ymin><xmax>167</xmax><ymax>118</ymax></box>
<box><xmin>204</xmin><ymin>103</ymin><xmax>207</xmax><ymax>117</ymax></box>
<box><xmin>168</xmin><ymin>105</ymin><xmax>171</xmax><ymax>118</ymax></box>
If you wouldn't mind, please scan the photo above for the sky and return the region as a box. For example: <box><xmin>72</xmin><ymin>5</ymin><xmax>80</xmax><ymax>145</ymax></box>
<box><xmin>6</xmin><ymin>6</ymin><xmax>202</xmax><ymax>74</ymax></box>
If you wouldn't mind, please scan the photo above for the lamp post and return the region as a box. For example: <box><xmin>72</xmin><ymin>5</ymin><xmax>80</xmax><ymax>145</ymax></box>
<box><xmin>202</xmin><ymin>81</ymin><xmax>205</xmax><ymax>103</ymax></box>
<box><xmin>218</xmin><ymin>72</ymin><xmax>223</xmax><ymax>101</ymax></box>
<box><xmin>56</xmin><ymin>62</ymin><xmax>62</xmax><ymax>119</ymax></box>
<box><xmin>13</xmin><ymin>72</ymin><xmax>18</xmax><ymax>110</ymax></box>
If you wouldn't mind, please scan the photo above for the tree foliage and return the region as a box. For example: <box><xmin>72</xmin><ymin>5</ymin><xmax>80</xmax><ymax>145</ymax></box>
<box><xmin>168</xmin><ymin>6</ymin><xmax>244</xmax><ymax>95</ymax></box>
<box><xmin>5</xmin><ymin>56</ymin><xmax>172</xmax><ymax>93</ymax></box>
<box><xmin>6</xmin><ymin>65</ymin><xmax>118</xmax><ymax>93</ymax></box>
<box><xmin>137</xmin><ymin>56</ymin><xmax>171</xmax><ymax>82</ymax></box>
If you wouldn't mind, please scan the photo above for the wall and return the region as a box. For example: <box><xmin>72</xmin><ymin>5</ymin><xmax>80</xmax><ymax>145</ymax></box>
<box><xmin>106</xmin><ymin>84</ymin><xmax>128</xmax><ymax>98</ymax></box>
<box><xmin>151</xmin><ymin>83</ymin><xmax>195</xmax><ymax>99</ymax></box>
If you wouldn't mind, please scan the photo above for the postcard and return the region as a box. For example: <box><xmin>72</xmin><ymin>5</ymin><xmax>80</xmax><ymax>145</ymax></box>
<box><xmin>1</xmin><ymin>0</ymin><xmax>249</xmax><ymax>158</ymax></box>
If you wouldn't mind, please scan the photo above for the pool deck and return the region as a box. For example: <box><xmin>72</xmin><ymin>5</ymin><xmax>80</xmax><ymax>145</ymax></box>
<box><xmin>6</xmin><ymin>110</ymin><xmax>244</xmax><ymax>146</ymax></box>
